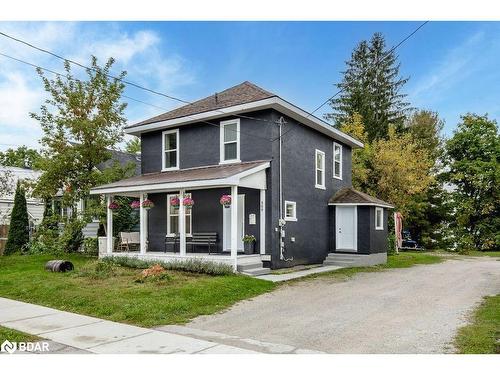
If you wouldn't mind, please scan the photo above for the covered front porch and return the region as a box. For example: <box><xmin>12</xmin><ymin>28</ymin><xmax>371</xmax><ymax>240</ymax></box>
<box><xmin>90</xmin><ymin>161</ymin><xmax>270</xmax><ymax>271</ymax></box>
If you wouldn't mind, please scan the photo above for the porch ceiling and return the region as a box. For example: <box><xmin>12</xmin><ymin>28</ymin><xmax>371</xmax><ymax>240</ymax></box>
<box><xmin>90</xmin><ymin>160</ymin><xmax>270</xmax><ymax>195</ymax></box>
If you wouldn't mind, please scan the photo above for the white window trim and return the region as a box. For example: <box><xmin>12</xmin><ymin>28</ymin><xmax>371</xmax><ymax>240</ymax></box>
<box><xmin>162</xmin><ymin>129</ymin><xmax>180</xmax><ymax>171</ymax></box>
<box><xmin>333</xmin><ymin>142</ymin><xmax>342</xmax><ymax>180</ymax></box>
<box><xmin>315</xmin><ymin>149</ymin><xmax>326</xmax><ymax>189</ymax></box>
<box><xmin>375</xmin><ymin>207</ymin><xmax>384</xmax><ymax>230</ymax></box>
<box><xmin>284</xmin><ymin>200</ymin><xmax>297</xmax><ymax>221</ymax></box>
<box><xmin>219</xmin><ymin>118</ymin><xmax>241</xmax><ymax>164</ymax></box>
<box><xmin>166</xmin><ymin>193</ymin><xmax>192</xmax><ymax>237</ymax></box>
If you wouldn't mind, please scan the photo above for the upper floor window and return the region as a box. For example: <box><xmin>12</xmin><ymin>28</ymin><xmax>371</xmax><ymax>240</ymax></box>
<box><xmin>220</xmin><ymin>119</ymin><xmax>240</xmax><ymax>164</ymax></box>
<box><xmin>162</xmin><ymin>129</ymin><xmax>179</xmax><ymax>171</ymax></box>
<box><xmin>333</xmin><ymin>142</ymin><xmax>342</xmax><ymax>180</ymax></box>
<box><xmin>315</xmin><ymin>149</ymin><xmax>325</xmax><ymax>189</ymax></box>
<box><xmin>375</xmin><ymin>207</ymin><xmax>384</xmax><ymax>230</ymax></box>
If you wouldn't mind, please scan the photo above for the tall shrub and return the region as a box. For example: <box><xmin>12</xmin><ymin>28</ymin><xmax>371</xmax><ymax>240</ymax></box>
<box><xmin>4</xmin><ymin>183</ymin><xmax>29</xmax><ymax>254</ymax></box>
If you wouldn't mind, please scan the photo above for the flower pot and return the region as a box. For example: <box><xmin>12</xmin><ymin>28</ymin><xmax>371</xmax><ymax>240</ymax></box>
<box><xmin>244</xmin><ymin>242</ymin><xmax>255</xmax><ymax>255</ymax></box>
<box><xmin>223</xmin><ymin>204</ymin><xmax>231</xmax><ymax>208</ymax></box>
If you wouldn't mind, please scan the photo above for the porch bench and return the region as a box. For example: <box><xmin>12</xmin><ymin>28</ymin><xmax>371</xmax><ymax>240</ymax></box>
<box><xmin>165</xmin><ymin>233</ymin><xmax>219</xmax><ymax>254</ymax></box>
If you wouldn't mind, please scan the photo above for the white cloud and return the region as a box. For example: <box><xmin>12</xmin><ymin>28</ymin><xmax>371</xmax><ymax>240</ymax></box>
<box><xmin>0</xmin><ymin>22</ymin><xmax>195</xmax><ymax>151</ymax></box>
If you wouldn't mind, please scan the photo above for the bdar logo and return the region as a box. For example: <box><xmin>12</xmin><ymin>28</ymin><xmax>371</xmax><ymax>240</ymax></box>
<box><xmin>1</xmin><ymin>340</ymin><xmax>17</xmax><ymax>354</ymax></box>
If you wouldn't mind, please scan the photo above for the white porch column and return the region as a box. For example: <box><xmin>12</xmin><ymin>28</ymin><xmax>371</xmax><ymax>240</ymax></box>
<box><xmin>260</xmin><ymin>189</ymin><xmax>266</xmax><ymax>255</ymax></box>
<box><xmin>106</xmin><ymin>194</ymin><xmax>113</xmax><ymax>254</ymax></box>
<box><xmin>139</xmin><ymin>193</ymin><xmax>147</xmax><ymax>254</ymax></box>
<box><xmin>179</xmin><ymin>189</ymin><xmax>186</xmax><ymax>256</ymax></box>
<box><xmin>230</xmin><ymin>185</ymin><xmax>238</xmax><ymax>271</ymax></box>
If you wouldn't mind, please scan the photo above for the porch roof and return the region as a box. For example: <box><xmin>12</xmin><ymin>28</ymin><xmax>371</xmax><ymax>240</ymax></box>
<box><xmin>90</xmin><ymin>160</ymin><xmax>270</xmax><ymax>195</ymax></box>
<box><xmin>328</xmin><ymin>187</ymin><xmax>394</xmax><ymax>208</ymax></box>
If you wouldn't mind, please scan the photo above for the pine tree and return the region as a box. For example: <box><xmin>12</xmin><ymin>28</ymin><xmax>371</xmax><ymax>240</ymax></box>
<box><xmin>4</xmin><ymin>182</ymin><xmax>30</xmax><ymax>254</ymax></box>
<box><xmin>327</xmin><ymin>33</ymin><xmax>411</xmax><ymax>141</ymax></box>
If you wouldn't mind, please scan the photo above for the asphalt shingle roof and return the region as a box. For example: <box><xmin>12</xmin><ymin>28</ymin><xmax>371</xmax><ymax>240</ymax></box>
<box><xmin>329</xmin><ymin>187</ymin><xmax>394</xmax><ymax>208</ymax></box>
<box><xmin>126</xmin><ymin>81</ymin><xmax>276</xmax><ymax>129</ymax></box>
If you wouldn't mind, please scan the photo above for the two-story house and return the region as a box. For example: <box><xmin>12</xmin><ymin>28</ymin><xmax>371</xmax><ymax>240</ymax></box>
<box><xmin>90</xmin><ymin>82</ymin><xmax>393</xmax><ymax>274</ymax></box>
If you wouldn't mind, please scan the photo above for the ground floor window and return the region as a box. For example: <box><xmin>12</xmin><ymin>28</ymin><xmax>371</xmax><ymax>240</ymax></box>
<box><xmin>375</xmin><ymin>207</ymin><xmax>384</xmax><ymax>230</ymax></box>
<box><xmin>167</xmin><ymin>193</ymin><xmax>192</xmax><ymax>236</ymax></box>
<box><xmin>284</xmin><ymin>200</ymin><xmax>297</xmax><ymax>221</ymax></box>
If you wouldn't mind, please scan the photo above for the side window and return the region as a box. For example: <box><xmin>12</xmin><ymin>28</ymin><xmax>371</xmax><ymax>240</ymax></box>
<box><xmin>162</xmin><ymin>129</ymin><xmax>179</xmax><ymax>171</ymax></box>
<box><xmin>315</xmin><ymin>149</ymin><xmax>325</xmax><ymax>189</ymax></box>
<box><xmin>220</xmin><ymin>119</ymin><xmax>240</xmax><ymax>163</ymax></box>
<box><xmin>375</xmin><ymin>207</ymin><xmax>384</xmax><ymax>230</ymax></box>
<box><xmin>284</xmin><ymin>201</ymin><xmax>297</xmax><ymax>221</ymax></box>
<box><xmin>333</xmin><ymin>142</ymin><xmax>342</xmax><ymax>180</ymax></box>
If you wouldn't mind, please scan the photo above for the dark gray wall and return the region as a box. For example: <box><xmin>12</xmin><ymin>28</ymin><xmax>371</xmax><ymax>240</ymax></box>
<box><xmin>270</xmin><ymin>110</ymin><xmax>352</xmax><ymax>268</ymax></box>
<box><xmin>369</xmin><ymin>207</ymin><xmax>389</xmax><ymax>253</ymax></box>
<box><xmin>146</xmin><ymin>187</ymin><xmax>261</xmax><ymax>253</ymax></box>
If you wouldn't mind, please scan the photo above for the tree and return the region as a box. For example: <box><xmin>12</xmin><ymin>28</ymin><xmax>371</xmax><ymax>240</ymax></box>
<box><xmin>124</xmin><ymin>137</ymin><xmax>141</xmax><ymax>154</ymax></box>
<box><xmin>327</xmin><ymin>32</ymin><xmax>411</xmax><ymax>141</ymax></box>
<box><xmin>4</xmin><ymin>182</ymin><xmax>29</xmax><ymax>254</ymax></box>
<box><xmin>31</xmin><ymin>57</ymin><xmax>128</xmax><ymax>207</ymax></box>
<box><xmin>0</xmin><ymin>146</ymin><xmax>41</xmax><ymax>169</ymax></box>
<box><xmin>444</xmin><ymin>114</ymin><xmax>499</xmax><ymax>251</ymax></box>
<box><xmin>406</xmin><ymin>110</ymin><xmax>444</xmax><ymax>161</ymax></box>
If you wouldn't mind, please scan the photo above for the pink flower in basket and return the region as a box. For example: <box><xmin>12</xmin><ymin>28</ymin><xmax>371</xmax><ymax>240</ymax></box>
<box><xmin>170</xmin><ymin>196</ymin><xmax>180</xmax><ymax>207</ymax></box>
<box><xmin>183</xmin><ymin>197</ymin><xmax>194</xmax><ymax>208</ymax></box>
<box><xmin>220</xmin><ymin>195</ymin><xmax>231</xmax><ymax>207</ymax></box>
<box><xmin>130</xmin><ymin>200</ymin><xmax>141</xmax><ymax>210</ymax></box>
<box><xmin>141</xmin><ymin>199</ymin><xmax>155</xmax><ymax>209</ymax></box>
<box><xmin>108</xmin><ymin>201</ymin><xmax>120</xmax><ymax>210</ymax></box>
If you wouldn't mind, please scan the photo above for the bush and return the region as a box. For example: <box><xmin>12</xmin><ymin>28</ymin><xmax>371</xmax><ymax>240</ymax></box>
<box><xmin>4</xmin><ymin>183</ymin><xmax>29</xmax><ymax>255</ymax></box>
<box><xmin>387</xmin><ymin>232</ymin><xmax>396</xmax><ymax>255</ymax></box>
<box><xmin>105</xmin><ymin>256</ymin><xmax>234</xmax><ymax>276</ymax></box>
<box><xmin>82</xmin><ymin>237</ymin><xmax>98</xmax><ymax>256</ymax></box>
<box><xmin>59</xmin><ymin>219</ymin><xmax>85</xmax><ymax>253</ymax></box>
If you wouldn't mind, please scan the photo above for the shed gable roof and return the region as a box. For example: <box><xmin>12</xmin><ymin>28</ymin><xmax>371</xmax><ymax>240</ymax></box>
<box><xmin>329</xmin><ymin>187</ymin><xmax>394</xmax><ymax>208</ymax></box>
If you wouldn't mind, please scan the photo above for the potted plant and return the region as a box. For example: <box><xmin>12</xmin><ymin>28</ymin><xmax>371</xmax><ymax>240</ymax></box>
<box><xmin>170</xmin><ymin>196</ymin><xmax>180</xmax><ymax>208</ymax></box>
<box><xmin>220</xmin><ymin>194</ymin><xmax>232</xmax><ymax>208</ymax></box>
<box><xmin>242</xmin><ymin>234</ymin><xmax>256</xmax><ymax>255</ymax></box>
<box><xmin>141</xmin><ymin>199</ymin><xmax>155</xmax><ymax>210</ymax></box>
<box><xmin>183</xmin><ymin>196</ymin><xmax>194</xmax><ymax>209</ymax></box>
<box><xmin>130</xmin><ymin>200</ymin><xmax>141</xmax><ymax>210</ymax></box>
<box><xmin>108</xmin><ymin>201</ymin><xmax>119</xmax><ymax>211</ymax></box>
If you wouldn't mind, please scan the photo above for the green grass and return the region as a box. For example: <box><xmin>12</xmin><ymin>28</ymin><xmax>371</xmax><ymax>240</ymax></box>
<box><xmin>290</xmin><ymin>252</ymin><xmax>444</xmax><ymax>282</ymax></box>
<box><xmin>463</xmin><ymin>251</ymin><xmax>500</xmax><ymax>257</ymax></box>
<box><xmin>0</xmin><ymin>254</ymin><xmax>275</xmax><ymax>327</ymax></box>
<box><xmin>0</xmin><ymin>326</ymin><xmax>39</xmax><ymax>343</ymax></box>
<box><xmin>454</xmin><ymin>295</ymin><xmax>500</xmax><ymax>354</ymax></box>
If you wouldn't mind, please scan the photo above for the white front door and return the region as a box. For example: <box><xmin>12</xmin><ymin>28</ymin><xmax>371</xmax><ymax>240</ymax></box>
<box><xmin>223</xmin><ymin>194</ymin><xmax>245</xmax><ymax>252</ymax></box>
<box><xmin>336</xmin><ymin>206</ymin><xmax>357</xmax><ymax>251</ymax></box>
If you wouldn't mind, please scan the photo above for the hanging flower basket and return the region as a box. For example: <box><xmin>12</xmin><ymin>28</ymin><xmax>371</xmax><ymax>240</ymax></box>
<box><xmin>108</xmin><ymin>201</ymin><xmax>120</xmax><ymax>210</ymax></box>
<box><xmin>130</xmin><ymin>200</ymin><xmax>141</xmax><ymax>210</ymax></box>
<box><xmin>170</xmin><ymin>196</ymin><xmax>180</xmax><ymax>208</ymax></box>
<box><xmin>220</xmin><ymin>195</ymin><xmax>232</xmax><ymax>208</ymax></box>
<box><xmin>141</xmin><ymin>199</ymin><xmax>155</xmax><ymax>210</ymax></box>
<box><xmin>183</xmin><ymin>197</ymin><xmax>195</xmax><ymax>208</ymax></box>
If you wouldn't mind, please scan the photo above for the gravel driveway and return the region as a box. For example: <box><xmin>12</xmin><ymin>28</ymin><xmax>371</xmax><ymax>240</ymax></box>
<box><xmin>188</xmin><ymin>257</ymin><xmax>500</xmax><ymax>353</ymax></box>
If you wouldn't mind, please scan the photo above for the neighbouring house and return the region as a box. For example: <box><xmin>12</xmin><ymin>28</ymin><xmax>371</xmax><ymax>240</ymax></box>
<box><xmin>90</xmin><ymin>81</ymin><xmax>393</xmax><ymax>274</ymax></box>
<box><xmin>0</xmin><ymin>166</ymin><xmax>44</xmax><ymax>253</ymax></box>
<box><xmin>53</xmin><ymin>148</ymin><xmax>141</xmax><ymax>238</ymax></box>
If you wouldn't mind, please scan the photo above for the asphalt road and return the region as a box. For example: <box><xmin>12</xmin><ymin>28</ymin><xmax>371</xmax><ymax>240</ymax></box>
<box><xmin>187</xmin><ymin>256</ymin><xmax>500</xmax><ymax>353</ymax></box>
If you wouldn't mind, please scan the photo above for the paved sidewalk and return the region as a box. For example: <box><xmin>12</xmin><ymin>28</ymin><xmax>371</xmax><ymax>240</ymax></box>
<box><xmin>0</xmin><ymin>297</ymin><xmax>257</xmax><ymax>354</ymax></box>
<box><xmin>256</xmin><ymin>265</ymin><xmax>342</xmax><ymax>282</ymax></box>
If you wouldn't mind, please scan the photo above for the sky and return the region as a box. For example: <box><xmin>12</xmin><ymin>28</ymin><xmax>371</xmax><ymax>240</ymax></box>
<box><xmin>0</xmin><ymin>21</ymin><xmax>499</xmax><ymax>151</ymax></box>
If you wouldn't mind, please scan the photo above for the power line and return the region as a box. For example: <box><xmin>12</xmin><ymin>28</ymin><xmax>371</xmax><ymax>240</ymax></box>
<box><xmin>275</xmin><ymin>21</ymin><xmax>429</xmax><ymax>142</ymax></box>
<box><xmin>0</xmin><ymin>31</ymin><xmax>273</xmax><ymax>125</ymax></box>
<box><xmin>0</xmin><ymin>51</ymin><xmax>274</xmax><ymax>143</ymax></box>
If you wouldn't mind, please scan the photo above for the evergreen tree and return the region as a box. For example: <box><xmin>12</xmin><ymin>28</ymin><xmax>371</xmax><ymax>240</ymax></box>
<box><xmin>4</xmin><ymin>182</ymin><xmax>29</xmax><ymax>254</ymax></box>
<box><xmin>327</xmin><ymin>32</ymin><xmax>411</xmax><ymax>141</ymax></box>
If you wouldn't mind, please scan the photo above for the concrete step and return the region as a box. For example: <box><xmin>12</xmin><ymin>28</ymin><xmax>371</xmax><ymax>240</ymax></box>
<box><xmin>323</xmin><ymin>260</ymin><xmax>355</xmax><ymax>266</ymax></box>
<box><xmin>241</xmin><ymin>267</ymin><xmax>271</xmax><ymax>276</ymax></box>
<box><xmin>237</xmin><ymin>262</ymin><xmax>265</xmax><ymax>272</ymax></box>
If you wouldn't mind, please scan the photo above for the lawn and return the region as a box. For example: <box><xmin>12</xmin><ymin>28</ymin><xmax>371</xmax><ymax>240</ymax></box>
<box><xmin>0</xmin><ymin>254</ymin><xmax>275</xmax><ymax>327</ymax></box>
<box><xmin>454</xmin><ymin>295</ymin><xmax>500</xmax><ymax>354</ymax></box>
<box><xmin>0</xmin><ymin>326</ymin><xmax>39</xmax><ymax>343</ymax></box>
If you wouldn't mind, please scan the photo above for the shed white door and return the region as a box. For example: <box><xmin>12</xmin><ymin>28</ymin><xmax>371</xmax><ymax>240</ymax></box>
<box><xmin>223</xmin><ymin>194</ymin><xmax>245</xmax><ymax>252</ymax></box>
<box><xmin>336</xmin><ymin>206</ymin><xmax>357</xmax><ymax>251</ymax></box>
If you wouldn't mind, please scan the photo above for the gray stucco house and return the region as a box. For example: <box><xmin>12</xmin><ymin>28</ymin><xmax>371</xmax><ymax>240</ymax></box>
<box><xmin>90</xmin><ymin>81</ymin><xmax>393</xmax><ymax>274</ymax></box>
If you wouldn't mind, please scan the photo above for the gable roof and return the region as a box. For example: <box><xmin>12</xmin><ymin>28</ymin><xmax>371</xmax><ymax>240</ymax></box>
<box><xmin>90</xmin><ymin>160</ymin><xmax>269</xmax><ymax>195</ymax></box>
<box><xmin>129</xmin><ymin>81</ymin><xmax>276</xmax><ymax>128</ymax></box>
<box><xmin>328</xmin><ymin>187</ymin><xmax>394</xmax><ymax>208</ymax></box>
<box><xmin>96</xmin><ymin>149</ymin><xmax>141</xmax><ymax>176</ymax></box>
<box><xmin>124</xmin><ymin>81</ymin><xmax>363</xmax><ymax>149</ymax></box>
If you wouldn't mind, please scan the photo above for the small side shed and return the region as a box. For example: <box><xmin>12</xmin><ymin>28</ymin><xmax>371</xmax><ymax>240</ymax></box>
<box><xmin>328</xmin><ymin>187</ymin><xmax>394</xmax><ymax>263</ymax></box>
